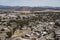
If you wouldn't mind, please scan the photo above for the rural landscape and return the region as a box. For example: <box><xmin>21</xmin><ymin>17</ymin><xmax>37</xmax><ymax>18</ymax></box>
<box><xmin>0</xmin><ymin>6</ymin><xmax>59</xmax><ymax>40</ymax></box>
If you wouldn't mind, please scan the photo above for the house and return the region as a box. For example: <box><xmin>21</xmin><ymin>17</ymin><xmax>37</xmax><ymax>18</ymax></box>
<box><xmin>0</xmin><ymin>34</ymin><xmax>8</xmax><ymax>40</ymax></box>
<box><xmin>12</xmin><ymin>37</ymin><xmax>30</xmax><ymax>40</ymax></box>
<box><xmin>55</xmin><ymin>29</ymin><xmax>60</xmax><ymax>40</ymax></box>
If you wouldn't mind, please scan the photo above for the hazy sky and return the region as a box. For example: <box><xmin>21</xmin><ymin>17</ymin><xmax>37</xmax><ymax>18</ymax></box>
<box><xmin>0</xmin><ymin>0</ymin><xmax>60</xmax><ymax>7</ymax></box>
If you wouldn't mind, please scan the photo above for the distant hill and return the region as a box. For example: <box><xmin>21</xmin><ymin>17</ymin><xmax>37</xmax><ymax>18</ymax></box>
<box><xmin>0</xmin><ymin>5</ymin><xmax>60</xmax><ymax>11</ymax></box>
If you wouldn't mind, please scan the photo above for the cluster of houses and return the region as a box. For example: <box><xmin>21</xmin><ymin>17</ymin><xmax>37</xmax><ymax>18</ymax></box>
<box><xmin>0</xmin><ymin>12</ymin><xmax>60</xmax><ymax>40</ymax></box>
<box><xmin>11</xmin><ymin>21</ymin><xmax>60</xmax><ymax>40</ymax></box>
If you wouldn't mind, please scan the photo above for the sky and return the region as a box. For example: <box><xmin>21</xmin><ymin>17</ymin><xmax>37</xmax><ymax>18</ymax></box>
<box><xmin>0</xmin><ymin>0</ymin><xmax>60</xmax><ymax>7</ymax></box>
